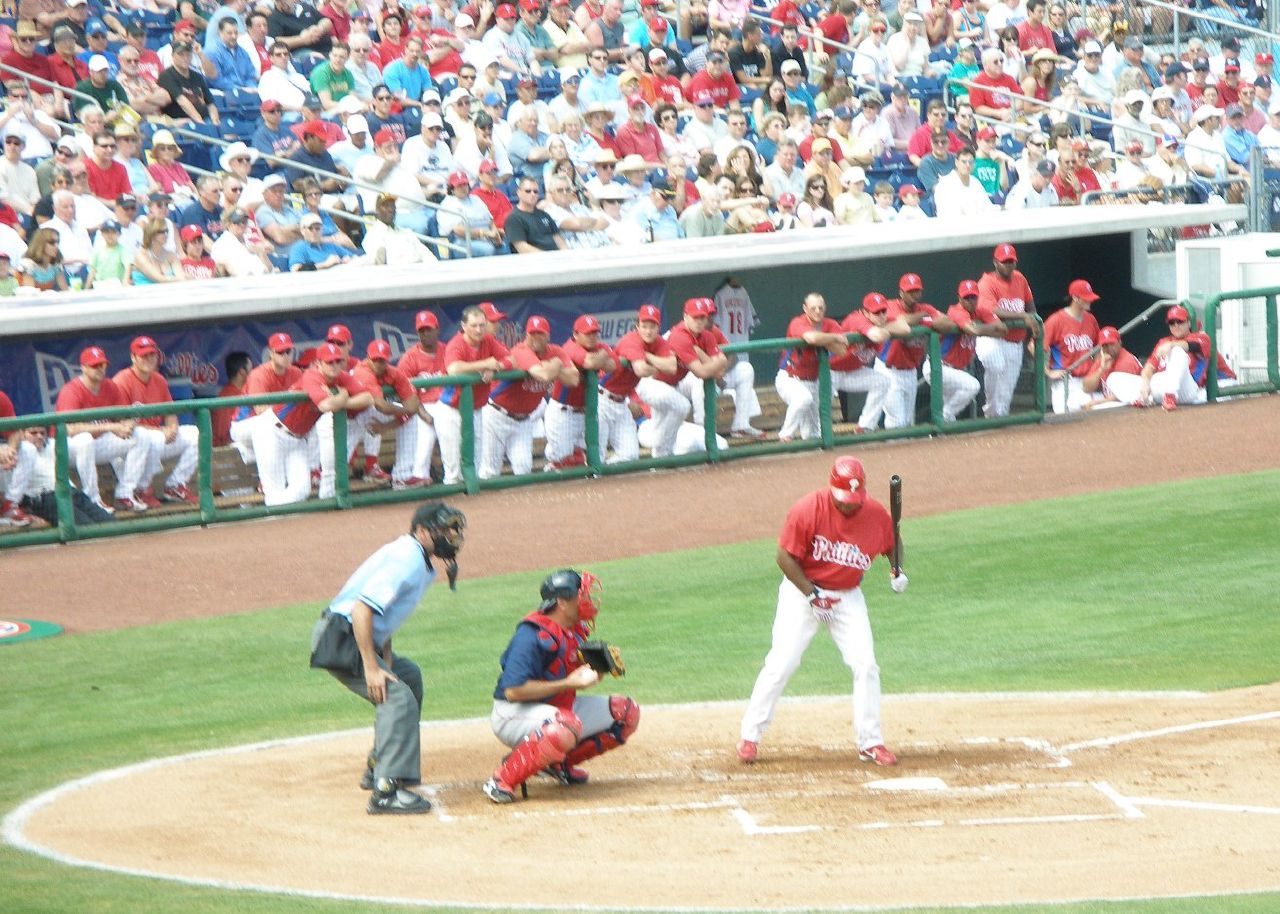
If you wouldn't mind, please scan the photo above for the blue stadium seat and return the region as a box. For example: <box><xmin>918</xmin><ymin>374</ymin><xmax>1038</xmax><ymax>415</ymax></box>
<box><xmin>674</xmin><ymin>37</ymin><xmax>693</xmax><ymax>56</ymax></box>
<box><xmin>536</xmin><ymin>69</ymin><xmax>561</xmax><ymax>101</ymax></box>
<box><xmin>998</xmin><ymin>133</ymin><xmax>1023</xmax><ymax>157</ymax></box>
<box><xmin>437</xmin><ymin>75</ymin><xmax>458</xmax><ymax>97</ymax></box>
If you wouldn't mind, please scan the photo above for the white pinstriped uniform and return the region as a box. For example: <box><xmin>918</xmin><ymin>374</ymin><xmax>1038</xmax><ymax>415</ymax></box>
<box><xmin>478</xmin><ymin>402</ymin><xmax>538</xmax><ymax>478</ymax></box>
<box><xmin>69</xmin><ymin>428</ymin><xmax>151</xmax><ymax>506</ymax></box>
<box><xmin>774</xmin><ymin>370</ymin><xmax>822</xmax><ymax>440</ymax></box>
<box><xmin>248</xmin><ymin>410</ymin><xmax>314</xmax><ymax>506</ymax></box>
<box><xmin>315</xmin><ymin>408</ymin><xmax>375</xmax><ymax>498</ymax></box>
<box><xmin>434</xmin><ymin>404</ymin><xmax>482</xmax><ymax>485</ymax></box>
<box><xmin>542</xmin><ymin>399</ymin><xmax>584</xmax><ymax>464</ymax></box>
<box><xmin>1</xmin><ymin>439</ymin><xmax>38</xmax><ymax>505</ymax></box>
<box><xmin>920</xmin><ymin>358</ymin><xmax>982</xmax><ymax>422</ymax></box>
<box><xmin>1147</xmin><ymin>346</ymin><xmax>1204</xmax><ymax>405</ymax></box>
<box><xmin>679</xmin><ymin>360</ymin><xmax>761</xmax><ymax>433</ymax></box>
<box><xmin>136</xmin><ymin>425</ymin><xmax>199</xmax><ymax>491</ymax></box>
<box><xmin>410</xmin><ymin>405</ymin><xmax>440</xmax><ymax>480</ymax></box>
<box><xmin>363</xmin><ymin>416</ymin><xmax>421</xmax><ymax>482</ymax></box>
<box><xmin>832</xmin><ymin>365</ymin><xmax>892</xmax><ymax>427</ymax></box>
<box><xmin>634</xmin><ymin>376</ymin><xmax>689</xmax><ymax>457</ymax></box>
<box><xmin>975</xmin><ymin>337</ymin><xmax>1023</xmax><ymax>417</ymax></box>
<box><xmin>595</xmin><ymin>391</ymin><xmax>639</xmax><ymax>462</ymax></box>
<box><xmin>874</xmin><ymin>360</ymin><xmax>919</xmax><ymax>429</ymax></box>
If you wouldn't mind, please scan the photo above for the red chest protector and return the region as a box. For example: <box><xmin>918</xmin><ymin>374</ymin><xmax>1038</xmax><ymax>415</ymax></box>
<box><xmin>521</xmin><ymin>612</ymin><xmax>586</xmax><ymax>710</ymax></box>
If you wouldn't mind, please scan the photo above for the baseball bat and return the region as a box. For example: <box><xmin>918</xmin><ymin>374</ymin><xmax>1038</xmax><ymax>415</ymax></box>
<box><xmin>889</xmin><ymin>475</ymin><xmax>903</xmax><ymax>576</ymax></box>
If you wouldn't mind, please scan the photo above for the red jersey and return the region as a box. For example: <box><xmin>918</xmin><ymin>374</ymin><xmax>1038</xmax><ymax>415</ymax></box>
<box><xmin>85</xmin><ymin>159</ymin><xmax>133</xmax><ymax>202</ymax></box>
<box><xmin>879</xmin><ymin>300</ymin><xmax>944</xmax><ymax>370</ymax></box>
<box><xmin>440</xmin><ymin>332</ymin><xmax>511</xmax><ymax>409</ymax></box>
<box><xmin>552</xmin><ymin>338</ymin><xmax>613</xmax><ymax>409</ymax></box>
<box><xmin>907</xmin><ymin>125</ymin><xmax>962</xmax><ymax>160</ymax></box>
<box><xmin>112</xmin><ymin>367</ymin><xmax>174</xmax><ymax>428</ymax></box>
<box><xmin>968</xmin><ymin>71</ymin><xmax>1022</xmax><ymax>114</ymax></box>
<box><xmin>660</xmin><ymin>322</ymin><xmax>722</xmax><ymax>385</ymax></box>
<box><xmin>605</xmin><ymin>330</ymin><xmax>672</xmax><ymax>397</ymax></box>
<box><xmin>353</xmin><ymin>360</ymin><xmax>416</xmax><ymax>425</ymax></box>
<box><xmin>55</xmin><ymin>376</ymin><xmax>128</xmax><ymax>416</ymax></box>
<box><xmin>829</xmin><ymin>310</ymin><xmax>879</xmax><ymax>371</ymax></box>
<box><xmin>397</xmin><ymin>342</ymin><xmax>447</xmax><ymax>404</ymax></box>
<box><xmin>977</xmin><ymin>268</ymin><xmax>1035</xmax><ymax>344</ymax></box>
<box><xmin>1043</xmin><ymin>307</ymin><xmax>1101</xmax><ymax>377</ymax></box>
<box><xmin>647</xmin><ymin>74</ymin><xmax>685</xmax><ymax>107</ymax></box>
<box><xmin>473</xmin><ymin>186</ymin><xmax>513</xmax><ymax>229</ymax></box>
<box><xmin>1051</xmin><ymin>165</ymin><xmax>1101</xmax><ymax>204</ymax></box>
<box><xmin>1146</xmin><ymin>333</ymin><xmax>1213</xmax><ymax>387</ymax></box>
<box><xmin>940</xmin><ymin>302</ymin><xmax>997</xmax><ymax>369</ymax></box>
<box><xmin>181</xmin><ymin>256</ymin><xmax>217</xmax><ymax>280</ymax></box>
<box><xmin>816</xmin><ymin>13</ymin><xmax>848</xmax><ymax>55</ymax></box>
<box><xmin>274</xmin><ymin>367</ymin><xmax>357</xmax><ymax>435</ymax></box>
<box><xmin>236</xmin><ymin>362</ymin><xmax>303</xmax><ymax>421</ymax></box>
<box><xmin>47</xmin><ymin>53</ymin><xmax>87</xmax><ymax>90</ymax></box>
<box><xmin>491</xmin><ymin>342</ymin><xmax>566</xmax><ymax>414</ymax></box>
<box><xmin>780</xmin><ymin>314</ymin><xmax>841</xmax><ymax>380</ymax></box>
<box><xmin>373</xmin><ymin>38</ymin><xmax>410</xmax><ymax>70</ymax></box>
<box><xmin>685</xmin><ymin>70</ymin><xmax>740</xmax><ymax>108</ymax></box>
<box><xmin>1083</xmin><ymin>347</ymin><xmax>1141</xmax><ymax>382</ymax></box>
<box><xmin>798</xmin><ymin>133</ymin><xmax>844</xmax><ymax>164</ymax></box>
<box><xmin>137</xmin><ymin>49</ymin><xmax>163</xmax><ymax>82</ymax></box>
<box><xmin>779</xmin><ymin>489</ymin><xmax>893</xmax><ymax>590</ymax></box>
<box><xmin>1016</xmin><ymin>20</ymin><xmax>1054</xmax><ymax>52</ymax></box>
<box><xmin>211</xmin><ymin>381</ymin><xmax>243</xmax><ymax>445</ymax></box>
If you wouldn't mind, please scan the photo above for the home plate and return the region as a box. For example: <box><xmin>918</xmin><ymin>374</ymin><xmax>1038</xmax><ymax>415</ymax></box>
<box><xmin>866</xmin><ymin>777</ymin><xmax>948</xmax><ymax>792</ymax></box>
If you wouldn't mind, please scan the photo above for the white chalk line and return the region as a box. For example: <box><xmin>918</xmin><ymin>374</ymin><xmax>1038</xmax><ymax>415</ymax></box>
<box><xmin>1060</xmin><ymin>709</ymin><xmax>1280</xmax><ymax>752</ymax></box>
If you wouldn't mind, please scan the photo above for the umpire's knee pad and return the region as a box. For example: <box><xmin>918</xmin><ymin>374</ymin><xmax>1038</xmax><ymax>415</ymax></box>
<box><xmin>609</xmin><ymin>695</ymin><xmax>640</xmax><ymax>742</ymax></box>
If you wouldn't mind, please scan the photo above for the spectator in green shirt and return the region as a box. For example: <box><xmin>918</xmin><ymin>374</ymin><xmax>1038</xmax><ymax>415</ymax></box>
<box><xmin>87</xmin><ymin>220</ymin><xmax>128</xmax><ymax>289</ymax></box>
<box><xmin>0</xmin><ymin>254</ymin><xmax>17</xmax><ymax>297</ymax></box>
<box><xmin>74</xmin><ymin>55</ymin><xmax>129</xmax><ymax>114</ymax></box>
<box><xmin>973</xmin><ymin>126</ymin><xmax>1011</xmax><ymax>196</ymax></box>
<box><xmin>310</xmin><ymin>41</ymin><xmax>359</xmax><ymax>115</ymax></box>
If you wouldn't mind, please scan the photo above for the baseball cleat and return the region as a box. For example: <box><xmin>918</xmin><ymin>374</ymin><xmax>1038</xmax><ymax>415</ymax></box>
<box><xmin>543</xmin><ymin>762</ymin><xmax>589</xmax><ymax>785</ymax></box>
<box><xmin>1162</xmin><ymin>393</ymin><xmax>1178</xmax><ymax>412</ymax></box>
<box><xmin>482</xmin><ymin>777</ymin><xmax>516</xmax><ymax>804</ymax></box>
<box><xmin>392</xmin><ymin>476</ymin><xmax>428</xmax><ymax>490</ymax></box>
<box><xmin>858</xmin><ymin>745</ymin><xmax>898</xmax><ymax>767</ymax></box>
<box><xmin>737</xmin><ymin>739</ymin><xmax>758</xmax><ymax>764</ymax></box>
<box><xmin>163</xmin><ymin>484</ymin><xmax>199</xmax><ymax>505</ymax></box>
<box><xmin>0</xmin><ymin>500</ymin><xmax>33</xmax><ymax>527</ymax></box>
<box><xmin>367</xmin><ymin>778</ymin><xmax>432</xmax><ymax>815</ymax></box>
<box><xmin>134</xmin><ymin>489</ymin><xmax>163</xmax><ymax>509</ymax></box>
<box><xmin>115</xmin><ymin>495</ymin><xmax>150</xmax><ymax>513</ymax></box>
<box><xmin>1130</xmin><ymin>399</ymin><xmax>1148</xmax><ymax>409</ymax></box>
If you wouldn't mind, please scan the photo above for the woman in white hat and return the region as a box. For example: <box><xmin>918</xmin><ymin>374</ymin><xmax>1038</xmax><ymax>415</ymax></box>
<box><xmin>146</xmin><ymin>129</ymin><xmax>196</xmax><ymax>198</ymax></box>
<box><xmin>219</xmin><ymin>141</ymin><xmax>263</xmax><ymax>206</ymax></box>
<box><xmin>615</xmin><ymin>153</ymin><xmax>652</xmax><ymax>214</ymax></box>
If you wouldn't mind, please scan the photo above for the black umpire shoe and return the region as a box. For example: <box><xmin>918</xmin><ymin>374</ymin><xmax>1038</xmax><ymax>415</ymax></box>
<box><xmin>368</xmin><ymin>778</ymin><xmax>432</xmax><ymax>815</ymax></box>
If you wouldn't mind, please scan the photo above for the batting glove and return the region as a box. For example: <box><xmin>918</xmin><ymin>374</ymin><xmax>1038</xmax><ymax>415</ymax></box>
<box><xmin>890</xmin><ymin>573</ymin><xmax>908</xmax><ymax>594</ymax></box>
<box><xmin>809</xmin><ymin>588</ymin><xmax>839</xmax><ymax>624</ymax></box>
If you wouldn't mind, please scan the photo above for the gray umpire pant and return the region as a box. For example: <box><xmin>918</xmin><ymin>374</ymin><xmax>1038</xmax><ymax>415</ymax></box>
<box><xmin>311</xmin><ymin>617</ymin><xmax>424</xmax><ymax>783</ymax></box>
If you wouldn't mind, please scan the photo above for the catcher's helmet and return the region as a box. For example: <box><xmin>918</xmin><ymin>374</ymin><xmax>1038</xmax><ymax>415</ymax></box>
<box><xmin>411</xmin><ymin>502</ymin><xmax>466</xmax><ymax>558</ymax></box>
<box><xmin>829</xmin><ymin>456</ymin><xmax>867</xmax><ymax>508</ymax></box>
<box><xmin>539</xmin><ymin>569</ymin><xmax>582</xmax><ymax>610</ymax></box>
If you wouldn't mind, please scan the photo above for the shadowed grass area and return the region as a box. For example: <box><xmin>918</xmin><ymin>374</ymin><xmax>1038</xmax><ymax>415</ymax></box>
<box><xmin>2</xmin><ymin>470</ymin><xmax>1277</xmax><ymax>914</ymax></box>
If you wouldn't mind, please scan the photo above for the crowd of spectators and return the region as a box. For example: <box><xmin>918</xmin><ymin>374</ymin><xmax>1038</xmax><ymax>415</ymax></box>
<box><xmin>0</xmin><ymin>0</ymin><xmax>1273</xmax><ymax>295</ymax></box>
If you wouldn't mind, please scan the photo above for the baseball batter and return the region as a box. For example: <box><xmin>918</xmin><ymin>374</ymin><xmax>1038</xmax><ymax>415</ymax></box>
<box><xmin>481</xmin><ymin>316</ymin><xmax>576</xmax><ymax>479</ymax></box>
<box><xmin>353</xmin><ymin>340</ymin><xmax>424</xmax><ymax>488</ymax></box>
<box><xmin>739</xmin><ymin>456</ymin><xmax>907</xmax><ymax>767</ymax></box>
<box><xmin>55</xmin><ymin>346</ymin><xmax>153</xmax><ymax>514</ymax></box>
<box><xmin>396</xmin><ymin>310</ymin><xmax>447</xmax><ymax>486</ymax></box>
<box><xmin>1134</xmin><ymin>304</ymin><xmax>1235</xmax><ymax>410</ymax></box>
<box><xmin>871</xmin><ymin>275</ymin><xmax>955</xmax><ymax>429</ymax></box>
<box><xmin>545</xmin><ymin>315</ymin><xmax>617</xmax><ymax>470</ymax></box>
<box><xmin>828</xmin><ymin>293</ymin><xmax>897</xmax><ymax>433</ymax></box>
<box><xmin>310</xmin><ymin>501</ymin><xmax>466</xmax><ymax>815</ymax></box>
<box><xmin>229</xmin><ymin>333</ymin><xmax>302</xmax><ymax>465</ymax></box>
<box><xmin>597</xmin><ymin>305</ymin><xmax>677</xmax><ymax>463</ymax></box>
<box><xmin>439</xmin><ymin>304</ymin><xmax>512</xmax><ymax>485</ymax></box>
<box><xmin>1078</xmin><ymin>326</ymin><xmax>1143</xmax><ymax>410</ymax></box>
<box><xmin>483</xmin><ymin>569</ymin><xmax>641</xmax><ymax>804</ymax></box>
<box><xmin>112</xmin><ymin>335</ymin><xmax>200</xmax><ymax>506</ymax></box>
<box><xmin>776</xmin><ymin>293</ymin><xmax>848</xmax><ymax>441</ymax></box>
<box><xmin>644</xmin><ymin>299</ymin><xmax>726</xmax><ymax>457</ymax></box>
<box><xmin>976</xmin><ymin>243</ymin><xmax>1039</xmax><ymax>418</ymax></box>
<box><xmin>1043</xmin><ymin>279</ymin><xmax>1103</xmax><ymax>414</ymax></box>
<box><xmin>925</xmin><ymin>280</ymin><xmax>1006</xmax><ymax>422</ymax></box>
<box><xmin>251</xmin><ymin>343</ymin><xmax>374</xmax><ymax>506</ymax></box>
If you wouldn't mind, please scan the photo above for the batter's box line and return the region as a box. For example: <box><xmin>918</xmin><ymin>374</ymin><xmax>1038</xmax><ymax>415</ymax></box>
<box><xmin>506</xmin><ymin>798</ymin><xmax>738</xmax><ymax>819</ymax></box>
<box><xmin>1059</xmin><ymin>709</ymin><xmax>1280</xmax><ymax>753</ymax></box>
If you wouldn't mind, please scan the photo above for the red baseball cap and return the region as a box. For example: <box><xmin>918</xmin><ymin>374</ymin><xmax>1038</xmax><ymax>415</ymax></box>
<box><xmin>550</xmin><ymin>0</ymin><xmax>570</xmax><ymax>6</ymax></box>
<box><xmin>316</xmin><ymin>342</ymin><xmax>346</xmax><ymax>364</ymax></box>
<box><xmin>367</xmin><ymin>339</ymin><xmax>393</xmax><ymax>360</ymax></box>
<box><xmin>447</xmin><ymin>170</ymin><xmax>471</xmax><ymax>188</ymax></box>
<box><xmin>174</xmin><ymin>17</ymin><xmax>197</xmax><ymax>32</ymax></box>
<box><xmin>994</xmin><ymin>242</ymin><xmax>1018</xmax><ymax>262</ymax></box>
<box><xmin>1068</xmin><ymin>278</ymin><xmax>1100</xmax><ymax>302</ymax></box>
<box><xmin>526</xmin><ymin>315</ymin><xmax>551</xmax><ymax>335</ymax></box>
<box><xmin>648</xmin><ymin>15</ymin><xmax>668</xmax><ymax>34</ymax></box>
<box><xmin>80</xmin><ymin>345</ymin><xmax>109</xmax><ymax>366</ymax></box>
<box><xmin>415</xmin><ymin>310</ymin><xmax>439</xmax><ymax>330</ymax></box>
<box><xmin>1167</xmin><ymin>304</ymin><xmax>1190</xmax><ymax>322</ymax></box>
<box><xmin>518</xmin><ymin>0</ymin><xmax>540</xmax><ymax>10</ymax></box>
<box><xmin>326</xmin><ymin>323</ymin><xmax>352</xmax><ymax>344</ymax></box>
<box><xmin>899</xmin><ymin>273</ymin><xmax>923</xmax><ymax>292</ymax></box>
<box><xmin>130</xmin><ymin>335</ymin><xmax>159</xmax><ymax>356</ymax></box>
<box><xmin>683</xmin><ymin>297</ymin><xmax>714</xmax><ymax>316</ymax></box>
<box><xmin>478</xmin><ymin>158</ymin><xmax>498</xmax><ymax>174</ymax></box>
<box><xmin>957</xmin><ymin>279</ymin><xmax>980</xmax><ymax>299</ymax></box>
<box><xmin>897</xmin><ymin>184</ymin><xmax>921</xmax><ymax>200</ymax></box>
<box><xmin>976</xmin><ymin>125</ymin><xmax>998</xmax><ymax>140</ymax></box>
<box><xmin>480</xmin><ymin>301</ymin><xmax>507</xmax><ymax>322</ymax></box>
<box><xmin>862</xmin><ymin>292</ymin><xmax>888</xmax><ymax>313</ymax></box>
<box><xmin>637</xmin><ymin>304</ymin><xmax>662</xmax><ymax>324</ymax></box>
<box><xmin>1097</xmin><ymin>326</ymin><xmax>1121</xmax><ymax>345</ymax></box>
<box><xmin>495</xmin><ymin>3</ymin><xmax>517</xmax><ymax>17</ymax></box>
<box><xmin>179</xmin><ymin>224</ymin><xmax>203</xmax><ymax>243</ymax></box>
<box><xmin>268</xmin><ymin>332</ymin><xmax>294</xmax><ymax>352</ymax></box>
<box><xmin>574</xmin><ymin>314</ymin><xmax>601</xmax><ymax>333</ymax></box>
<box><xmin>1224</xmin><ymin>62</ymin><xmax>1240</xmax><ymax>73</ymax></box>
<box><xmin>778</xmin><ymin>192</ymin><xmax>796</xmax><ymax>207</ymax></box>
<box><xmin>1257</xmin><ymin>52</ymin><xmax>1274</xmax><ymax>65</ymax></box>
<box><xmin>260</xmin><ymin>99</ymin><xmax>283</xmax><ymax>113</ymax></box>
<box><xmin>300</xmin><ymin>120</ymin><xmax>328</xmax><ymax>139</ymax></box>
<box><xmin>373</xmin><ymin>127</ymin><xmax>398</xmax><ymax>147</ymax></box>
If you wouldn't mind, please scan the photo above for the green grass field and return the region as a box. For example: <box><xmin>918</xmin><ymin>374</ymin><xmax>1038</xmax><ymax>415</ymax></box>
<box><xmin>2</xmin><ymin>470</ymin><xmax>1278</xmax><ymax>914</ymax></box>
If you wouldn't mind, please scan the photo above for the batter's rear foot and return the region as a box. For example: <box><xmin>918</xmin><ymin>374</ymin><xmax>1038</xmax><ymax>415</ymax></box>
<box><xmin>737</xmin><ymin>739</ymin><xmax>758</xmax><ymax>764</ymax></box>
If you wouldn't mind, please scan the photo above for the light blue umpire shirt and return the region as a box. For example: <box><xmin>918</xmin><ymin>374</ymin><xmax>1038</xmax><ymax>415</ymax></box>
<box><xmin>327</xmin><ymin>533</ymin><xmax>435</xmax><ymax>649</ymax></box>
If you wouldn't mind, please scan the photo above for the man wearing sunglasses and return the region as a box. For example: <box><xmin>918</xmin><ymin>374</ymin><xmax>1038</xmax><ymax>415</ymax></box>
<box><xmin>0</xmin><ymin>131</ymin><xmax>39</xmax><ymax>221</ymax></box>
<box><xmin>1134</xmin><ymin>305</ymin><xmax>1236</xmax><ymax>411</ymax></box>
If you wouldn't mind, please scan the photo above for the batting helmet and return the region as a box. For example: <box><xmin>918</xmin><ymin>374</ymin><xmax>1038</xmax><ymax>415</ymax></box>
<box><xmin>411</xmin><ymin>502</ymin><xmax>466</xmax><ymax>558</ymax></box>
<box><xmin>829</xmin><ymin>456</ymin><xmax>867</xmax><ymax>509</ymax></box>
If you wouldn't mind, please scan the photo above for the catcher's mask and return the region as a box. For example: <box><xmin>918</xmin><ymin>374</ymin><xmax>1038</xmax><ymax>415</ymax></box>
<box><xmin>538</xmin><ymin>569</ymin><xmax>601</xmax><ymax>626</ymax></box>
<box><xmin>411</xmin><ymin>501</ymin><xmax>466</xmax><ymax>559</ymax></box>
<box><xmin>829</xmin><ymin>456</ymin><xmax>867</xmax><ymax>509</ymax></box>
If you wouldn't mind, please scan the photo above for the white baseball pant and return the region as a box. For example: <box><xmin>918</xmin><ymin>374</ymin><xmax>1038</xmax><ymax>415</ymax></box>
<box><xmin>363</xmin><ymin>416</ymin><xmax>420</xmax><ymax>483</ymax></box>
<box><xmin>479</xmin><ymin>402</ymin><xmax>537</xmax><ymax>478</ymax></box>
<box><xmin>409</xmin><ymin>404</ymin><xmax>441</xmax><ymax>481</ymax></box>
<box><xmin>774</xmin><ymin>371</ymin><xmax>820</xmax><ymax>440</ymax></box>
<box><xmin>920</xmin><ymin>359</ymin><xmax>982</xmax><ymax>422</ymax></box>
<box><xmin>1048</xmin><ymin>375</ymin><xmax>1091</xmax><ymax>415</ymax></box>
<box><xmin>1149</xmin><ymin>346</ymin><xmax>1205</xmax><ymax>405</ymax></box>
<box><xmin>434</xmin><ymin>403</ymin><xmax>483</xmax><ymax>485</ymax></box>
<box><xmin>316</xmin><ymin>408</ymin><xmax>374</xmax><ymax>498</ymax></box>
<box><xmin>637</xmin><ymin>419</ymin><xmax>727</xmax><ymax>455</ymax></box>
<box><xmin>1101</xmin><ymin>371</ymin><xmax>1143</xmax><ymax>406</ymax></box>
<box><xmin>975</xmin><ymin>337</ymin><xmax>1023</xmax><ymax>417</ymax></box>
<box><xmin>249</xmin><ymin>411</ymin><xmax>312</xmax><ymax>506</ymax></box>
<box><xmin>634</xmin><ymin>377</ymin><xmax>689</xmax><ymax>457</ymax></box>
<box><xmin>596</xmin><ymin>391</ymin><xmax>639</xmax><ymax>463</ymax></box>
<box><xmin>542</xmin><ymin>399</ymin><xmax>585</xmax><ymax>465</ymax></box>
<box><xmin>741</xmin><ymin>578</ymin><xmax>884</xmax><ymax>752</ymax></box>
<box><xmin>229</xmin><ymin>414</ymin><xmax>257</xmax><ymax>464</ymax></box>
<box><xmin>137</xmin><ymin>425</ymin><xmax>199</xmax><ymax>492</ymax></box>
<box><xmin>680</xmin><ymin>360</ymin><xmax>761</xmax><ymax>433</ymax></box>
<box><xmin>876</xmin><ymin>361</ymin><xmax>919</xmax><ymax>429</ymax></box>
<box><xmin>832</xmin><ymin>366</ymin><xmax>892</xmax><ymax>429</ymax></box>
<box><xmin>69</xmin><ymin>427</ymin><xmax>151</xmax><ymax>506</ymax></box>
<box><xmin>1</xmin><ymin>439</ymin><xmax>38</xmax><ymax>505</ymax></box>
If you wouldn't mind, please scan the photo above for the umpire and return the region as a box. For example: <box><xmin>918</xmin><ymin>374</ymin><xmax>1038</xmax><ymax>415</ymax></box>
<box><xmin>310</xmin><ymin>501</ymin><xmax>466</xmax><ymax>815</ymax></box>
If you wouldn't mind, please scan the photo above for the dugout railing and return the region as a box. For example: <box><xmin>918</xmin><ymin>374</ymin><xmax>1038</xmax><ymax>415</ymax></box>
<box><xmin>1203</xmin><ymin>286</ymin><xmax>1280</xmax><ymax>402</ymax></box>
<box><xmin>1</xmin><ymin>317</ymin><xmax>1048</xmax><ymax>548</ymax></box>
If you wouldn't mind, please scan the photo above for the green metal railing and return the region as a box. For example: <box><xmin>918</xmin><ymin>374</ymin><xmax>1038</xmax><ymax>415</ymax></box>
<box><xmin>0</xmin><ymin>319</ymin><xmax>1046</xmax><ymax>548</ymax></box>
<box><xmin>1202</xmin><ymin>287</ymin><xmax>1280</xmax><ymax>402</ymax></box>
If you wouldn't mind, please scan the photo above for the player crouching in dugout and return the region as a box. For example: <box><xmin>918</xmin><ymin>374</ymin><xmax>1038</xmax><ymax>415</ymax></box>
<box><xmin>483</xmin><ymin>569</ymin><xmax>638</xmax><ymax>804</ymax></box>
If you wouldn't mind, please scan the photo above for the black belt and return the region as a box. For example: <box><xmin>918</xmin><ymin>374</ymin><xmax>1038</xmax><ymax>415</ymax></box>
<box><xmin>274</xmin><ymin>420</ymin><xmax>304</xmax><ymax>438</ymax></box>
<box><xmin>599</xmin><ymin>386</ymin><xmax>626</xmax><ymax>403</ymax></box>
<box><xmin>489</xmin><ymin>402</ymin><xmax>531</xmax><ymax>421</ymax></box>
<box><xmin>554</xmin><ymin>400</ymin><xmax>585</xmax><ymax>414</ymax></box>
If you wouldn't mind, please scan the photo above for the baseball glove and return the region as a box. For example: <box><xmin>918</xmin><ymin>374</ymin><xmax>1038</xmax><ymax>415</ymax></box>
<box><xmin>578</xmin><ymin>640</ymin><xmax>626</xmax><ymax>677</ymax></box>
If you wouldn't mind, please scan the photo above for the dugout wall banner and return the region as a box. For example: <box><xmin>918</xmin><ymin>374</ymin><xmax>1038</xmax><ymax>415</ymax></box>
<box><xmin>0</xmin><ymin>284</ymin><xmax>663</xmax><ymax>416</ymax></box>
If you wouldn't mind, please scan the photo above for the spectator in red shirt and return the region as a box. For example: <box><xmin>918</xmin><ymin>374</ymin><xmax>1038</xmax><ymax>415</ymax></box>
<box><xmin>1050</xmin><ymin>140</ymin><xmax>1101</xmax><ymax>204</ymax></box>
<box><xmin>84</xmin><ymin>130</ymin><xmax>132</xmax><ymax>206</ymax></box>
<box><xmin>614</xmin><ymin>96</ymin><xmax>665</xmax><ymax>162</ymax></box>
<box><xmin>1016</xmin><ymin>0</ymin><xmax>1054</xmax><ymax>61</ymax></box>
<box><xmin>2</xmin><ymin>21</ymin><xmax>55</xmax><ymax>85</ymax></box>
<box><xmin>47</xmin><ymin>26</ymin><xmax>88</xmax><ymax>91</ymax></box>
<box><xmin>817</xmin><ymin>0</ymin><xmax>857</xmax><ymax>56</ymax></box>
<box><xmin>473</xmin><ymin>159</ymin><xmax>513</xmax><ymax>229</ymax></box>
<box><xmin>969</xmin><ymin>47</ymin><xmax>1023</xmax><ymax>123</ymax></box>
<box><xmin>685</xmin><ymin>49</ymin><xmax>741</xmax><ymax>110</ymax></box>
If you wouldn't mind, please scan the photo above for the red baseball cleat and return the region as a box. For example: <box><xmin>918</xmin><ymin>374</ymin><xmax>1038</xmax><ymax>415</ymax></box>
<box><xmin>737</xmin><ymin>739</ymin><xmax>758</xmax><ymax>764</ymax></box>
<box><xmin>1162</xmin><ymin>393</ymin><xmax>1178</xmax><ymax>412</ymax></box>
<box><xmin>0</xmin><ymin>499</ymin><xmax>33</xmax><ymax>527</ymax></box>
<box><xmin>163</xmin><ymin>484</ymin><xmax>199</xmax><ymax>505</ymax></box>
<box><xmin>858</xmin><ymin>745</ymin><xmax>898</xmax><ymax>766</ymax></box>
<box><xmin>115</xmin><ymin>494</ymin><xmax>149</xmax><ymax>513</ymax></box>
<box><xmin>363</xmin><ymin>458</ymin><xmax>391</xmax><ymax>483</ymax></box>
<box><xmin>392</xmin><ymin>476</ymin><xmax>428</xmax><ymax>490</ymax></box>
<box><xmin>134</xmin><ymin>489</ymin><xmax>163</xmax><ymax>509</ymax></box>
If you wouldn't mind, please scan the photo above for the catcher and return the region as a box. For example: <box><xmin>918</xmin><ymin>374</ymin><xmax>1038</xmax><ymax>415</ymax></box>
<box><xmin>482</xmin><ymin>569</ymin><xmax>639</xmax><ymax>804</ymax></box>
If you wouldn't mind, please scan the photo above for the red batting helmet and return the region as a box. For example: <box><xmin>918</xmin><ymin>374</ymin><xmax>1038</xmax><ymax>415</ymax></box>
<box><xmin>957</xmin><ymin>279</ymin><xmax>980</xmax><ymax>299</ymax></box>
<box><xmin>829</xmin><ymin>456</ymin><xmax>867</xmax><ymax>508</ymax></box>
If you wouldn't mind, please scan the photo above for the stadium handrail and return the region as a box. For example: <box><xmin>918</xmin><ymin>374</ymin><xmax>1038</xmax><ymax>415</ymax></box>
<box><xmin>1138</xmin><ymin>0</ymin><xmax>1280</xmax><ymax>43</ymax></box>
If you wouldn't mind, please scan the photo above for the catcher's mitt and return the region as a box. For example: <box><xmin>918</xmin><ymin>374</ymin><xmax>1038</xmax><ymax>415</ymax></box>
<box><xmin>578</xmin><ymin>640</ymin><xmax>626</xmax><ymax>677</ymax></box>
